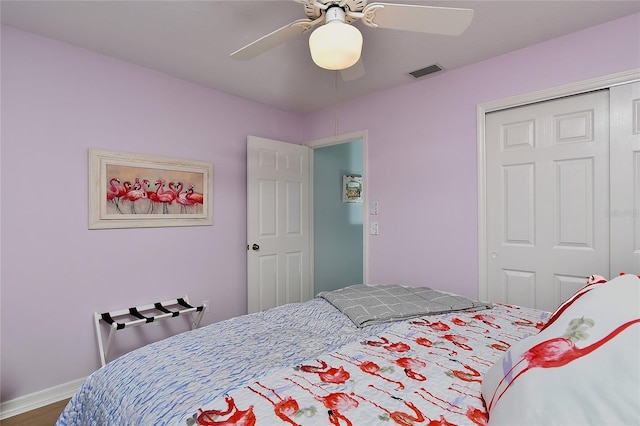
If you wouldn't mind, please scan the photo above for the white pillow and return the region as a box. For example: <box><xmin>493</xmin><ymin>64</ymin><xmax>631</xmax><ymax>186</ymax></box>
<box><xmin>481</xmin><ymin>274</ymin><xmax>640</xmax><ymax>425</ymax></box>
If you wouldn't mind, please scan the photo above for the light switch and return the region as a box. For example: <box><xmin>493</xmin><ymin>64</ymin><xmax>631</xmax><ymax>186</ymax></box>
<box><xmin>369</xmin><ymin>201</ymin><xmax>379</xmax><ymax>215</ymax></box>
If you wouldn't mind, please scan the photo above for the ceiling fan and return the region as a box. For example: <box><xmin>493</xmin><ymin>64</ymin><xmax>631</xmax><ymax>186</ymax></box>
<box><xmin>230</xmin><ymin>0</ymin><xmax>474</xmax><ymax>80</ymax></box>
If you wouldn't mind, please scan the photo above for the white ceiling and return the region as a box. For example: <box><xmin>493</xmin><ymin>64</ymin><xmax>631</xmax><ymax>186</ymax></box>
<box><xmin>2</xmin><ymin>0</ymin><xmax>639</xmax><ymax>113</ymax></box>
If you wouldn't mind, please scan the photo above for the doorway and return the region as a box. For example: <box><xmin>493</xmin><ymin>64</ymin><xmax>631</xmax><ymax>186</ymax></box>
<box><xmin>246</xmin><ymin>131</ymin><xmax>368</xmax><ymax>313</ymax></box>
<box><xmin>313</xmin><ymin>139</ymin><xmax>364</xmax><ymax>294</ymax></box>
<box><xmin>308</xmin><ymin>130</ymin><xmax>368</xmax><ymax>296</ymax></box>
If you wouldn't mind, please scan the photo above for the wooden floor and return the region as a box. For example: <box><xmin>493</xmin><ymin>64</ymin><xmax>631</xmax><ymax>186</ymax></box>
<box><xmin>0</xmin><ymin>399</ymin><xmax>69</xmax><ymax>426</ymax></box>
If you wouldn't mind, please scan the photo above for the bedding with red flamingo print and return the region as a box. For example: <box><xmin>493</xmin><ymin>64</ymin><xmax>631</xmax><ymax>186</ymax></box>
<box><xmin>188</xmin><ymin>303</ymin><xmax>547</xmax><ymax>425</ymax></box>
<box><xmin>481</xmin><ymin>273</ymin><xmax>640</xmax><ymax>425</ymax></box>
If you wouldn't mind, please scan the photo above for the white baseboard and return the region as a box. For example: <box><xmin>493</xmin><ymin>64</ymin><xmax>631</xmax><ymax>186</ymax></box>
<box><xmin>0</xmin><ymin>377</ymin><xmax>86</xmax><ymax>420</ymax></box>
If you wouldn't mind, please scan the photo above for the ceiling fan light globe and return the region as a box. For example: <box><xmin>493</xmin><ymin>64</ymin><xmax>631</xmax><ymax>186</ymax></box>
<box><xmin>309</xmin><ymin>22</ymin><xmax>363</xmax><ymax>71</ymax></box>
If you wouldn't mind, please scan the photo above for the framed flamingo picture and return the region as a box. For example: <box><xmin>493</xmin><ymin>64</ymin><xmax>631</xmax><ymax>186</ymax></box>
<box><xmin>89</xmin><ymin>149</ymin><xmax>213</xmax><ymax>229</ymax></box>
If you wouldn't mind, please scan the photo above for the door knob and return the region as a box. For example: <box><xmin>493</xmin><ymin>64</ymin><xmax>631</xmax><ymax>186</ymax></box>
<box><xmin>251</xmin><ymin>243</ymin><xmax>260</xmax><ymax>251</ymax></box>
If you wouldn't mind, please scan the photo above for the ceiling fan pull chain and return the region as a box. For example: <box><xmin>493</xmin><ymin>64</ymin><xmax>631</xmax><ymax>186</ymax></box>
<box><xmin>334</xmin><ymin>70</ymin><xmax>339</xmax><ymax>137</ymax></box>
<box><xmin>334</xmin><ymin>70</ymin><xmax>339</xmax><ymax>138</ymax></box>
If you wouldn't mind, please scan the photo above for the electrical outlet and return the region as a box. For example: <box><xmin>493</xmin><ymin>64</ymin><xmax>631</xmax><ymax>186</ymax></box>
<box><xmin>370</xmin><ymin>222</ymin><xmax>379</xmax><ymax>235</ymax></box>
<box><xmin>369</xmin><ymin>201</ymin><xmax>379</xmax><ymax>215</ymax></box>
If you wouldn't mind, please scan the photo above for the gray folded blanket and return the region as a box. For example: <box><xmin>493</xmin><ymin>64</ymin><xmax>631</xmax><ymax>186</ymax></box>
<box><xmin>318</xmin><ymin>284</ymin><xmax>492</xmax><ymax>327</ymax></box>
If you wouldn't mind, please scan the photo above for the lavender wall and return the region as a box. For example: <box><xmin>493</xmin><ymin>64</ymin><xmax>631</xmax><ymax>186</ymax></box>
<box><xmin>1</xmin><ymin>12</ymin><xmax>639</xmax><ymax>403</ymax></box>
<box><xmin>0</xmin><ymin>26</ymin><xmax>304</xmax><ymax>401</ymax></box>
<box><xmin>303</xmin><ymin>13</ymin><xmax>640</xmax><ymax>298</ymax></box>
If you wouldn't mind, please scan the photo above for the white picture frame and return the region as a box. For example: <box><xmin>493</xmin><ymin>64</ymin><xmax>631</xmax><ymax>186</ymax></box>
<box><xmin>89</xmin><ymin>149</ymin><xmax>213</xmax><ymax>229</ymax></box>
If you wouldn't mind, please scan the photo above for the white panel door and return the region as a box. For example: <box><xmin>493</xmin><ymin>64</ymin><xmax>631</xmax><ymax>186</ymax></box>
<box><xmin>486</xmin><ymin>91</ymin><xmax>610</xmax><ymax>311</ymax></box>
<box><xmin>247</xmin><ymin>136</ymin><xmax>311</xmax><ymax>314</ymax></box>
<box><xmin>610</xmin><ymin>81</ymin><xmax>640</xmax><ymax>275</ymax></box>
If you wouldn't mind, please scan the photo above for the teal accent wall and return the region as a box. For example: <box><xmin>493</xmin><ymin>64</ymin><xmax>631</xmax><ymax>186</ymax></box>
<box><xmin>313</xmin><ymin>140</ymin><xmax>363</xmax><ymax>294</ymax></box>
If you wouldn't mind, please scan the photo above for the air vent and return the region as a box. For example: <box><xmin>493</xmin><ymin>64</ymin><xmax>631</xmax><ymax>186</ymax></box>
<box><xmin>409</xmin><ymin>64</ymin><xmax>443</xmax><ymax>79</ymax></box>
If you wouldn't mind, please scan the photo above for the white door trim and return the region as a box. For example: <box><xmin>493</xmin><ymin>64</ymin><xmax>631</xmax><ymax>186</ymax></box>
<box><xmin>477</xmin><ymin>69</ymin><xmax>640</xmax><ymax>301</ymax></box>
<box><xmin>306</xmin><ymin>130</ymin><xmax>369</xmax><ymax>293</ymax></box>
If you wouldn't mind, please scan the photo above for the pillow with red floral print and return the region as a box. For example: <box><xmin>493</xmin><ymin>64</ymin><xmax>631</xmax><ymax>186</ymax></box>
<box><xmin>481</xmin><ymin>274</ymin><xmax>640</xmax><ymax>425</ymax></box>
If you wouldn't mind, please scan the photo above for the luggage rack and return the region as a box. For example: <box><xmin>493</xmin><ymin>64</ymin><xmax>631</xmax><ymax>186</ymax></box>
<box><xmin>94</xmin><ymin>296</ymin><xmax>207</xmax><ymax>366</ymax></box>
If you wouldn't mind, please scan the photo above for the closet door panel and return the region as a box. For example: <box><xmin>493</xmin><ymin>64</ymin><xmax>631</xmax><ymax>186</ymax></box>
<box><xmin>486</xmin><ymin>90</ymin><xmax>610</xmax><ymax>311</ymax></box>
<box><xmin>610</xmin><ymin>81</ymin><xmax>640</xmax><ymax>275</ymax></box>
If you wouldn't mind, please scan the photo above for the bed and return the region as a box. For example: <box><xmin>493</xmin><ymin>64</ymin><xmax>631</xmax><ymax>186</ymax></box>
<box><xmin>56</xmin><ymin>276</ymin><xmax>639</xmax><ymax>425</ymax></box>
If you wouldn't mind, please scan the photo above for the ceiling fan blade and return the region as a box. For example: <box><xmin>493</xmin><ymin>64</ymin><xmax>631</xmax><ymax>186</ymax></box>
<box><xmin>230</xmin><ymin>18</ymin><xmax>320</xmax><ymax>60</ymax></box>
<box><xmin>361</xmin><ymin>3</ymin><xmax>474</xmax><ymax>36</ymax></box>
<box><xmin>340</xmin><ymin>57</ymin><xmax>365</xmax><ymax>81</ymax></box>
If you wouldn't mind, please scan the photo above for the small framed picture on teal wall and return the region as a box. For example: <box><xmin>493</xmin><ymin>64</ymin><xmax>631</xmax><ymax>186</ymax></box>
<box><xmin>342</xmin><ymin>175</ymin><xmax>363</xmax><ymax>203</ymax></box>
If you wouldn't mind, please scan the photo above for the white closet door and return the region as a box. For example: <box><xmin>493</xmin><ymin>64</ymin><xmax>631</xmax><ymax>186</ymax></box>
<box><xmin>486</xmin><ymin>90</ymin><xmax>610</xmax><ymax>312</ymax></box>
<box><xmin>610</xmin><ymin>81</ymin><xmax>640</xmax><ymax>275</ymax></box>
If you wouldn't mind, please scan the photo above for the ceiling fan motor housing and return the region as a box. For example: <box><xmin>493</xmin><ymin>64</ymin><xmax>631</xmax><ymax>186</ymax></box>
<box><xmin>324</xmin><ymin>4</ymin><xmax>347</xmax><ymax>24</ymax></box>
<box><xmin>305</xmin><ymin>0</ymin><xmax>366</xmax><ymax>22</ymax></box>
